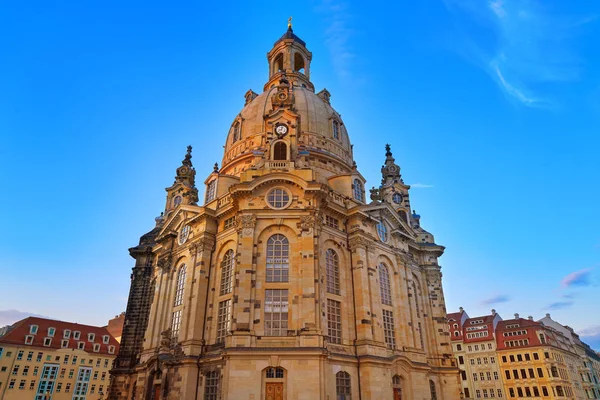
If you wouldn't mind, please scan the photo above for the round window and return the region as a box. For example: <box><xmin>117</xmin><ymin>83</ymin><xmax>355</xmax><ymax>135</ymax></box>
<box><xmin>178</xmin><ymin>225</ymin><xmax>191</xmax><ymax>245</ymax></box>
<box><xmin>266</xmin><ymin>188</ymin><xmax>291</xmax><ymax>209</ymax></box>
<box><xmin>376</xmin><ymin>222</ymin><xmax>388</xmax><ymax>242</ymax></box>
<box><xmin>174</xmin><ymin>195</ymin><xmax>183</xmax><ymax>206</ymax></box>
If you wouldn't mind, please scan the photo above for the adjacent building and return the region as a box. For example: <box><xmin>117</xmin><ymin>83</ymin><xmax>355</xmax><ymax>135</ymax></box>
<box><xmin>109</xmin><ymin>24</ymin><xmax>461</xmax><ymax>400</ymax></box>
<box><xmin>0</xmin><ymin>316</ymin><xmax>119</xmax><ymax>400</ymax></box>
<box><xmin>449</xmin><ymin>310</ymin><xmax>599</xmax><ymax>400</ymax></box>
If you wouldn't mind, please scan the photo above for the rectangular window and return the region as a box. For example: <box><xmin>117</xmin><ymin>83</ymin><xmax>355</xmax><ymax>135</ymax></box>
<box><xmin>486</xmin><ymin>372</ymin><xmax>491</xmax><ymax>381</ymax></box>
<box><xmin>87</xmin><ymin>333</ymin><xmax>95</xmax><ymax>342</ymax></box>
<box><xmin>23</xmin><ymin>366</ymin><xmax>29</xmax><ymax>376</ymax></box>
<box><xmin>537</xmin><ymin>368</ymin><xmax>543</xmax><ymax>378</ymax></box>
<box><xmin>72</xmin><ymin>356</ymin><xmax>78</xmax><ymax>365</ymax></box>
<box><xmin>473</xmin><ymin>373</ymin><xmax>478</xmax><ymax>381</ymax></box>
<box><xmin>483</xmin><ymin>389</ymin><xmax>488</xmax><ymax>398</ymax></box>
<box><xmin>528</xmin><ymin>368</ymin><xmax>535</xmax><ymax>379</ymax></box>
<box><xmin>517</xmin><ymin>388</ymin><xmax>523</xmax><ymax>397</ymax></box>
<box><xmin>204</xmin><ymin>371</ymin><xmax>219</xmax><ymax>400</ymax></box>
<box><xmin>505</xmin><ymin>370</ymin><xmax>511</xmax><ymax>380</ymax></box>
<box><xmin>33</xmin><ymin>367</ymin><xmax>39</xmax><ymax>376</ymax></box>
<box><xmin>533</xmin><ymin>387</ymin><xmax>540</xmax><ymax>397</ymax></box>
<box><xmin>266</xmin><ymin>245</ymin><xmax>289</xmax><ymax>283</ymax></box>
<box><xmin>96</xmin><ymin>358</ymin><xmax>101</xmax><ymax>367</ymax></box>
<box><xmin>498</xmin><ymin>389</ymin><xmax>502</xmax><ymax>398</ymax></box>
<box><xmin>458</xmin><ymin>356</ymin><xmax>464</xmax><ymax>364</ymax></box>
<box><xmin>494</xmin><ymin>371</ymin><xmax>499</xmax><ymax>380</ymax></box>
<box><xmin>36</xmin><ymin>364</ymin><xmax>59</xmax><ymax>399</ymax></box>
<box><xmin>524</xmin><ymin>353</ymin><xmax>530</xmax><ymax>361</ymax></box>
<box><xmin>102</xmin><ymin>335</ymin><xmax>109</xmax><ymax>344</ymax></box>
<box><xmin>509</xmin><ymin>355</ymin><xmax>515</xmax><ymax>362</ymax></box>
<box><xmin>216</xmin><ymin>300</ymin><xmax>232</xmax><ymax>343</ymax></box>
<box><xmin>29</xmin><ymin>380</ymin><xmax>36</xmax><ymax>390</ymax></box>
<box><xmin>476</xmin><ymin>389</ymin><xmax>481</xmax><ymax>398</ymax></box>
<box><xmin>223</xmin><ymin>216</ymin><xmax>236</xmax><ymax>230</ymax></box>
<box><xmin>27</xmin><ymin>352</ymin><xmax>33</xmax><ymax>361</ymax></box>
<box><xmin>491</xmin><ymin>356</ymin><xmax>495</xmax><ymax>363</ymax></box>
<box><xmin>171</xmin><ymin>309</ymin><xmax>182</xmax><ymax>345</ymax></box>
<box><xmin>93</xmin><ymin>371</ymin><xmax>99</xmax><ymax>380</ymax></box>
<box><xmin>78</xmin><ymin>342</ymin><xmax>85</xmax><ymax>350</ymax></box>
<box><xmin>73</xmin><ymin>331</ymin><xmax>81</xmax><ymax>340</ymax></box>
<box><xmin>43</xmin><ymin>338</ymin><xmax>51</xmax><ymax>347</ymax></box>
<box><xmin>517</xmin><ymin>354</ymin><xmax>522</xmax><ymax>362</ymax></box>
<box><xmin>12</xmin><ymin>365</ymin><xmax>20</xmax><ymax>375</ymax></box>
<box><xmin>72</xmin><ymin>367</ymin><xmax>92</xmax><ymax>400</ymax></box>
<box><xmin>48</xmin><ymin>328</ymin><xmax>55</xmax><ymax>337</ymax></box>
<box><xmin>381</xmin><ymin>309</ymin><xmax>395</xmax><ymax>349</ymax></box>
<box><xmin>36</xmin><ymin>352</ymin><xmax>43</xmax><ymax>362</ymax></box>
<box><xmin>30</xmin><ymin>325</ymin><xmax>38</xmax><ymax>334</ymax></box>
<box><xmin>480</xmin><ymin>372</ymin><xmax>485</xmax><ymax>381</ymax></box>
<box><xmin>470</xmin><ymin>359</ymin><xmax>475</xmax><ymax>365</ymax></box>
<box><xmin>264</xmin><ymin>289</ymin><xmax>289</xmax><ymax>336</ymax></box>
<box><xmin>17</xmin><ymin>350</ymin><xmax>24</xmax><ymax>360</ymax></box>
<box><xmin>65</xmin><ymin>383</ymin><xmax>71</xmax><ymax>393</ymax></box>
<box><xmin>19</xmin><ymin>379</ymin><xmax>26</xmax><ymax>390</ymax></box>
<box><xmin>9</xmin><ymin>379</ymin><xmax>16</xmax><ymax>389</ymax></box>
<box><xmin>61</xmin><ymin>339</ymin><xmax>69</xmax><ymax>348</ymax></box>
<box><xmin>325</xmin><ymin>215</ymin><xmax>339</xmax><ymax>229</ymax></box>
<box><xmin>327</xmin><ymin>299</ymin><xmax>343</xmax><ymax>345</ymax></box>
<box><xmin>93</xmin><ymin>343</ymin><xmax>100</xmax><ymax>352</ymax></box>
<box><xmin>533</xmin><ymin>352</ymin><xmax>539</xmax><ymax>360</ymax></box>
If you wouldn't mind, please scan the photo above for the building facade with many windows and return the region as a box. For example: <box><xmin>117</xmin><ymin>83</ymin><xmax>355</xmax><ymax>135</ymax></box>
<box><xmin>449</xmin><ymin>309</ymin><xmax>599</xmax><ymax>400</ymax></box>
<box><xmin>108</xmin><ymin>25</ymin><xmax>460</xmax><ymax>400</ymax></box>
<box><xmin>0</xmin><ymin>317</ymin><xmax>119</xmax><ymax>400</ymax></box>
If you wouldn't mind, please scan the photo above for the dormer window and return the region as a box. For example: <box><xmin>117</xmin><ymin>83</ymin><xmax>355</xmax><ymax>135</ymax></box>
<box><xmin>73</xmin><ymin>331</ymin><xmax>81</xmax><ymax>340</ymax></box>
<box><xmin>353</xmin><ymin>179</ymin><xmax>364</xmax><ymax>202</ymax></box>
<box><xmin>102</xmin><ymin>335</ymin><xmax>109</xmax><ymax>344</ymax></box>
<box><xmin>30</xmin><ymin>325</ymin><xmax>38</xmax><ymax>334</ymax></box>
<box><xmin>332</xmin><ymin>121</ymin><xmax>340</xmax><ymax>140</ymax></box>
<box><xmin>206</xmin><ymin>180</ymin><xmax>217</xmax><ymax>203</ymax></box>
<box><xmin>48</xmin><ymin>327</ymin><xmax>55</xmax><ymax>337</ymax></box>
<box><xmin>88</xmin><ymin>333</ymin><xmax>95</xmax><ymax>342</ymax></box>
<box><xmin>25</xmin><ymin>335</ymin><xmax>34</xmax><ymax>345</ymax></box>
<box><xmin>93</xmin><ymin>343</ymin><xmax>100</xmax><ymax>352</ymax></box>
<box><xmin>108</xmin><ymin>345</ymin><xmax>115</xmax><ymax>355</ymax></box>
<box><xmin>78</xmin><ymin>342</ymin><xmax>85</xmax><ymax>350</ymax></box>
<box><xmin>61</xmin><ymin>340</ymin><xmax>69</xmax><ymax>348</ymax></box>
<box><xmin>64</xmin><ymin>330</ymin><xmax>71</xmax><ymax>339</ymax></box>
<box><xmin>43</xmin><ymin>338</ymin><xmax>52</xmax><ymax>347</ymax></box>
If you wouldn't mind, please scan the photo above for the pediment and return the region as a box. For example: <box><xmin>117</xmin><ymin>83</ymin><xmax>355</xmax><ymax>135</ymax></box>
<box><xmin>156</xmin><ymin>205</ymin><xmax>209</xmax><ymax>242</ymax></box>
<box><xmin>360</xmin><ymin>203</ymin><xmax>416</xmax><ymax>240</ymax></box>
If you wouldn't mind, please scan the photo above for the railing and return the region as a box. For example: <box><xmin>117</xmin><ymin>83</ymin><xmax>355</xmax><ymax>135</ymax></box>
<box><xmin>265</xmin><ymin>161</ymin><xmax>294</xmax><ymax>169</ymax></box>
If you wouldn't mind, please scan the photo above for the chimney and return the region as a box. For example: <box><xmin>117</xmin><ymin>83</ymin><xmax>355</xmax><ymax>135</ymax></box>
<box><xmin>545</xmin><ymin>313</ymin><xmax>551</xmax><ymax>319</ymax></box>
<box><xmin>528</xmin><ymin>316</ymin><xmax>533</xmax><ymax>321</ymax></box>
<box><xmin>491</xmin><ymin>309</ymin><xmax>496</xmax><ymax>316</ymax></box>
<box><xmin>514</xmin><ymin>313</ymin><xmax>519</xmax><ymax>319</ymax></box>
<box><xmin>459</xmin><ymin>307</ymin><xmax>464</xmax><ymax>313</ymax></box>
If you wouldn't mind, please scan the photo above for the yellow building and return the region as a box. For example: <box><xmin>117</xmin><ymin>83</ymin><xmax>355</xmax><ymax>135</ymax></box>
<box><xmin>109</xmin><ymin>24</ymin><xmax>461</xmax><ymax>400</ymax></box>
<box><xmin>496</xmin><ymin>316</ymin><xmax>580</xmax><ymax>400</ymax></box>
<box><xmin>0</xmin><ymin>317</ymin><xmax>119</xmax><ymax>400</ymax></box>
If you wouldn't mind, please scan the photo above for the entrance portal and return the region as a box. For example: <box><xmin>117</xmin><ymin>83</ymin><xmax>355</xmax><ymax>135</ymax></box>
<box><xmin>265</xmin><ymin>382</ymin><xmax>283</xmax><ymax>400</ymax></box>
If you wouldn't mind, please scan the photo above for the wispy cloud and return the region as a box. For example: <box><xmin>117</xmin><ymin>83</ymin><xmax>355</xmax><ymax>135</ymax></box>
<box><xmin>0</xmin><ymin>309</ymin><xmax>51</xmax><ymax>327</ymax></box>
<box><xmin>442</xmin><ymin>0</ymin><xmax>597</xmax><ymax>107</ymax></box>
<box><xmin>481</xmin><ymin>294</ymin><xmax>511</xmax><ymax>305</ymax></box>
<box><xmin>579</xmin><ymin>325</ymin><xmax>600</xmax><ymax>351</ymax></box>
<box><xmin>410</xmin><ymin>183</ymin><xmax>435</xmax><ymax>188</ymax></box>
<box><xmin>561</xmin><ymin>268</ymin><xmax>593</xmax><ymax>288</ymax></box>
<box><xmin>545</xmin><ymin>301</ymin><xmax>574</xmax><ymax>310</ymax></box>
<box><xmin>317</xmin><ymin>0</ymin><xmax>355</xmax><ymax>79</ymax></box>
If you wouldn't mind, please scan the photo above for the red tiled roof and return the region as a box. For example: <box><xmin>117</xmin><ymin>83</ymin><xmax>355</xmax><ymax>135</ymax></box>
<box><xmin>447</xmin><ymin>312</ymin><xmax>462</xmax><ymax>321</ymax></box>
<box><xmin>0</xmin><ymin>317</ymin><xmax>119</xmax><ymax>356</ymax></box>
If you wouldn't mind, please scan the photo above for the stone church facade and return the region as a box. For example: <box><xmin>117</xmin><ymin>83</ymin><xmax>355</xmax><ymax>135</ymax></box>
<box><xmin>109</xmin><ymin>25</ymin><xmax>461</xmax><ymax>400</ymax></box>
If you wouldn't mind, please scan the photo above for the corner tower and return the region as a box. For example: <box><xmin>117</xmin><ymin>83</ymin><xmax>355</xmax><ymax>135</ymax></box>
<box><xmin>110</xmin><ymin>24</ymin><xmax>459</xmax><ymax>400</ymax></box>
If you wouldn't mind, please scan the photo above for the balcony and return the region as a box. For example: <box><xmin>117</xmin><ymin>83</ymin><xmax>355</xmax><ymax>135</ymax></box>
<box><xmin>265</xmin><ymin>161</ymin><xmax>294</xmax><ymax>170</ymax></box>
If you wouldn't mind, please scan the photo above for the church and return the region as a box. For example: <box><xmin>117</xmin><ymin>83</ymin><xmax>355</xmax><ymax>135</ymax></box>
<box><xmin>109</xmin><ymin>23</ymin><xmax>461</xmax><ymax>400</ymax></box>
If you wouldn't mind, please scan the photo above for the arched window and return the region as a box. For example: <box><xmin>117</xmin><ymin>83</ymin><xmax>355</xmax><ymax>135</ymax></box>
<box><xmin>378</xmin><ymin>264</ymin><xmax>392</xmax><ymax>306</ymax></box>
<box><xmin>429</xmin><ymin>380</ymin><xmax>437</xmax><ymax>400</ymax></box>
<box><xmin>326</xmin><ymin>249</ymin><xmax>340</xmax><ymax>295</ymax></box>
<box><xmin>336</xmin><ymin>371</ymin><xmax>352</xmax><ymax>400</ymax></box>
<box><xmin>273</xmin><ymin>53</ymin><xmax>284</xmax><ymax>74</ymax></box>
<box><xmin>204</xmin><ymin>371</ymin><xmax>220</xmax><ymax>400</ymax></box>
<box><xmin>353</xmin><ymin>179</ymin><xmax>364</xmax><ymax>202</ymax></box>
<box><xmin>273</xmin><ymin>142</ymin><xmax>287</xmax><ymax>160</ymax></box>
<box><xmin>232</xmin><ymin>122</ymin><xmax>240</xmax><ymax>143</ymax></box>
<box><xmin>220</xmin><ymin>250</ymin><xmax>234</xmax><ymax>295</ymax></box>
<box><xmin>174</xmin><ymin>265</ymin><xmax>186</xmax><ymax>306</ymax></box>
<box><xmin>294</xmin><ymin>53</ymin><xmax>305</xmax><ymax>73</ymax></box>
<box><xmin>266</xmin><ymin>235</ymin><xmax>289</xmax><ymax>282</ymax></box>
<box><xmin>393</xmin><ymin>375</ymin><xmax>404</xmax><ymax>400</ymax></box>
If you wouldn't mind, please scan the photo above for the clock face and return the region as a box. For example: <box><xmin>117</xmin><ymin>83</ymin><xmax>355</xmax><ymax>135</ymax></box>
<box><xmin>275</xmin><ymin>124</ymin><xmax>288</xmax><ymax>136</ymax></box>
<box><xmin>388</xmin><ymin>165</ymin><xmax>397</xmax><ymax>172</ymax></box>
<box><xmin>392</xmin><ymin>193</ymin><xmax>402</xmax><ymax>204</ymax></box>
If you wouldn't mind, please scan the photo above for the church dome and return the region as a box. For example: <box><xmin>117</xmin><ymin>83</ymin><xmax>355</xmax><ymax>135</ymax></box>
<box><xmin>220</xmin><ymin>27</ymin><xmax>355</xmax><ymax>178</ymax></box>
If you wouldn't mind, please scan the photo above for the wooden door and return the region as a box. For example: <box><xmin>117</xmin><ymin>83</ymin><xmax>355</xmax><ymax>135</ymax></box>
<box><xmin>153</xmin><ymin>385</ymin><xmax>161</xmax><ymax>400</ymax></box>
<box><xmin>393</xmin><ymin>388</ymin><xmax>403</xmax><ymax>400</ymax></box>
<box><xmin>266</xmin><ymin>382</ymin><xmax>283</xmax><ymax>400</ymax></box>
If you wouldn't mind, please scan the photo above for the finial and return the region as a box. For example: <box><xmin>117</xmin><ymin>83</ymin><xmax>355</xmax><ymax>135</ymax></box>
<box><xmin>288</xmin><ymin>16</ymin><xmax>293</xmax><ymax>30</ymax></box>
<box><xmin>385</xmin><ymin>144</ymin><xmax>392</xmax><ymax>157</ymax></box>
<box><xmin>213</xmin><ymin>162</ymin><xmax>219</xmax><ymax>172</ymax></box>
<box><xmin>182</xmin><ymin>145</ymin><xmax>193</xmax><ymax>167</ymax></box>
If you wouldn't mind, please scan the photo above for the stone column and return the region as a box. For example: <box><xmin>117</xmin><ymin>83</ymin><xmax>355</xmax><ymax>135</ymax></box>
<box><xmin>348</xmin><ymin>235</ymin><xmax>374</xmax><ymax>343</ymax></box>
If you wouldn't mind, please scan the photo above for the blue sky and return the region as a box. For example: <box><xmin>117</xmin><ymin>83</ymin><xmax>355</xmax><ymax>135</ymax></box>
<box><xmin>1</xmin><ymin>1</ymin><xmax>599</xmax><ymax>349</ymax></box>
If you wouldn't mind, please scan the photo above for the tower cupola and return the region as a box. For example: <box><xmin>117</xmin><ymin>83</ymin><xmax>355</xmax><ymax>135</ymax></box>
<box><xmin>264</xmin><ymin>19</ymin><xmax>313</xmax><ymax>92</ymax></box>
<box><xmin>164</xmin><ymin>146</ymin><xmax>199</xmax><ymax>214</ymax></box>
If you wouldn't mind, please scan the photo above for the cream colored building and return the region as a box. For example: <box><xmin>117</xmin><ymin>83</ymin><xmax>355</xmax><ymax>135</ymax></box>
<box><xmin>0</xmin><ymin>317</ymin><xmax>119</xmax><ymax>400</ymax></box>
<box><xmin>109</xmin><ymin>24</ymin><xmax>461</xmax><ymax>400</ymax></box>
